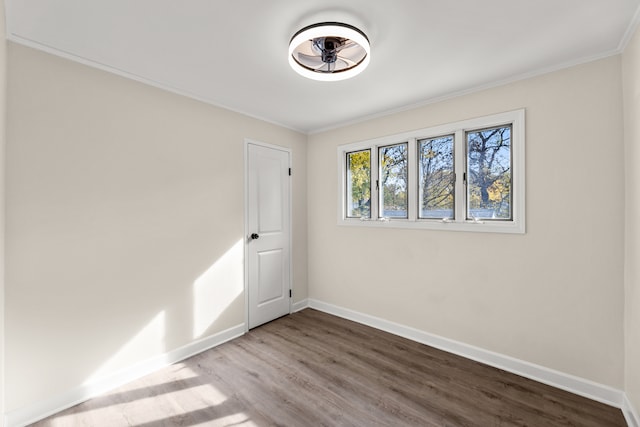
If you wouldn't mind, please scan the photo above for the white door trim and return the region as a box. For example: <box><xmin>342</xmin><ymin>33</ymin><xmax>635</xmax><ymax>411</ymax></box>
<box><xmin>244</xmin><ymin>138</ymin><xmax>293</xmax><ymax>332</ymax></box>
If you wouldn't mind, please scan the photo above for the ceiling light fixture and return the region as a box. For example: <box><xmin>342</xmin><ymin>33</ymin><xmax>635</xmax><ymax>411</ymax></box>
<box><xmin>288</xmin><ymin>22</ymin><xmax>370</xmax><ymax>81</ymax></box>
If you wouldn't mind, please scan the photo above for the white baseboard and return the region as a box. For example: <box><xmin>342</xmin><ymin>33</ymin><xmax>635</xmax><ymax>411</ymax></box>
<box><xmin>291</xmin><ymin>298</ymin><xmax>309</xmax><ymax>313</ymax></box>
<box><xmin>5</xmin><ymin>323</ymin><xmax>245</xmax><ymax>427</ymax></box>
<box><xmin>307</xmin><ymin>299</ymin><xmax>627</xmax><ymax>410</ymax></box>
<box><xmin>624</xmin><ymin>393</ymin><xmax>640</xmax><ymax>427</ymax></box>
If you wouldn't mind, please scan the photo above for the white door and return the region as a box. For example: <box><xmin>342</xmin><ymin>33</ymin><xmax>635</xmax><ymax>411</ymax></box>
<box><xmin>246</xmin><ymin>142</ymin><xmax>291</xmax><ymax>329</ymax></box>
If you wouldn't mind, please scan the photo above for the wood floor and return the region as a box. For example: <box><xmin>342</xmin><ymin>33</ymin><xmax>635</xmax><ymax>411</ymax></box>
<box><xmin>33</xmin><ymin>309</ymin><xmax>626</xmax><ymax>426</ymax></box>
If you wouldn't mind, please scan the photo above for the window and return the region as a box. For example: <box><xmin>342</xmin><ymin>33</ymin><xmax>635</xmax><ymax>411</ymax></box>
<box><xmin>466</xmin><ymin>126</ymin><xmax>512</xmax><ymax>220</ymax></box>
<box><xmin>337</xmin><ymin>109</ymin><xmax>525</xmax><ymax>233</ymax></box>
<box><xmin>418</xmin><ymin>135</ymin><xmax>455</xmax><ymax>219</ymax></box>
<box><xmin>379</xmin><ymin>143</ymin><xmax>408</xmax><ymax>218</ymax></box>
<box><xmin>346</xmin><ymin>149</ymin><xmax>371</xmax><ymax>218</ymax></box>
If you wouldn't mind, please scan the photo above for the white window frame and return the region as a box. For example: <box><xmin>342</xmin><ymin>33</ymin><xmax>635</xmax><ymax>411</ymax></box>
<box><xmin>337</xmin><ymin>109</ymin><xmax>525</xmax><ymax>234</ymax></box>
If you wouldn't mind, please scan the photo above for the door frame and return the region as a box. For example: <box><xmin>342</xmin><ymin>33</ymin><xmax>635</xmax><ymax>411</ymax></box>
<box><xmin>243</xmin><ymin>138</ymin><xmax>293</xmax><ymax>332</ymax></box>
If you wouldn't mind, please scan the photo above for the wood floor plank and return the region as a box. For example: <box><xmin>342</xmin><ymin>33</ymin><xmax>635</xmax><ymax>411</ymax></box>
<box><xmin>31</xmin><ymin>309</ymin><xmax>627</xmax><ymax>426</ymax></box>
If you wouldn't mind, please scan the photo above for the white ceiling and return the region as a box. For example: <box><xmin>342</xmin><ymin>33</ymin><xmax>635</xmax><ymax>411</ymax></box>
<box><xmin>5</xmin><ymin>0</ymin><xmax>640</xmax><ymax>133</ymax></box>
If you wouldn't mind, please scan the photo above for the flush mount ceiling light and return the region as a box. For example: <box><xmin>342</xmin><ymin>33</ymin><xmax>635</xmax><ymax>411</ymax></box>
<box><xmin>288</xmin><ymin>22</ymin><xmax>370</xmax><ymax>81</ymax></box>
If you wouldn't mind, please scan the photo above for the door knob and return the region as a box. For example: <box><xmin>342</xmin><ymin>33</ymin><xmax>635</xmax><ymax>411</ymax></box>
<box><xmin>250</xmin><ymin>233</ymin><xmax>260</xmax><ymax>240</ymax></box>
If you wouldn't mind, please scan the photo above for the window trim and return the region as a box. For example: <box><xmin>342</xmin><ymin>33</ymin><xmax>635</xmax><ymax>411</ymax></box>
<box><xmin>337</xmin><ymin>109</ymin><xmax>525</xmax><ymax>234</ymax></box>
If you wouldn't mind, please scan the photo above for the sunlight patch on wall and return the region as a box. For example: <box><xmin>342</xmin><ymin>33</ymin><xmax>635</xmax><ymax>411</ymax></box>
<box><xmin>84</xmin><ymin>311</ymin><xmax>166</xmax><ymax>385</ymax></box>
<box><xmin>193</xmin><ymin>239</ymin><xmax>244</xmax><ymax>339</ymax></box>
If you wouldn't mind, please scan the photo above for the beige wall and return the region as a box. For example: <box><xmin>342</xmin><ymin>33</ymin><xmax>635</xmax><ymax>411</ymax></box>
<box><xmin>1</xmin><ymin>0</ymin><xmax>6</xmax><ymax>423</ymax></box>
<box><xmin>623</xmin><ymin>24</ymin><xmax>640</xmax><ymax>417</ymax></box>
<box><xmin>4</xmin><ymin>43</ymin><xmax>307</xmax><ymax>412</ymax></box>
<box><xmin>308</xmin><ymin>56</ymin><xmax>625</xmax><ymax>388</ymax></box>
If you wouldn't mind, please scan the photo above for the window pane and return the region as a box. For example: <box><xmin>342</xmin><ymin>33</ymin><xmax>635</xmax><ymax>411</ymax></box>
<box><xmin>379</xmin><ymin>143</ymin><xmax>408</xmax><ymax>218</ymax></box>
<box><xmin>418</xmin><ymin>135</ymin><xmax>455</xmax><ymax>219</ymax></box>
<box><xmin>346</xmin><ymin>149</ymin><xmax>371</xmax><ymax>218</ymax></box>
<box><xmin>466</xmin><ymin>125</ymin><xmax>512</xmax><ymax>220</ymax></box>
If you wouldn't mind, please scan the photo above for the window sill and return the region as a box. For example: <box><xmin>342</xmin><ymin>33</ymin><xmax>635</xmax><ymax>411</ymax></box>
<box><xmin>338</xmin><ymin>217</ymin><xmax>525</xmax><ymax>234</ymax></box>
